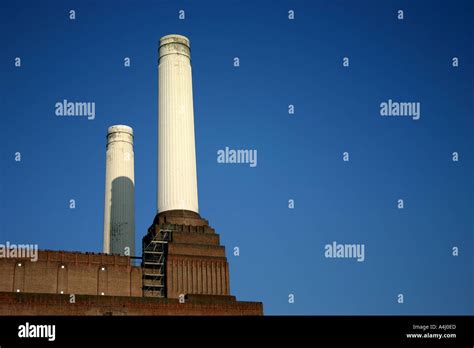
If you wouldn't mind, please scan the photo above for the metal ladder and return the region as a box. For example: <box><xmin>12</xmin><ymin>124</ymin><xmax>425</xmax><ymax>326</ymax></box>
<box><xmin>142</xmin><ymin>229</ymin><xmax>172</xmax><ymax>297</ymax></box>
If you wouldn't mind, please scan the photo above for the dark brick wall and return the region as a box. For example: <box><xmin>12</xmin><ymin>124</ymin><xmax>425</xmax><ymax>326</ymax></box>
<box><xmin>0</xmin><ymin>250</ymin><xmax>142</xmax><ymax>297</ymax></box>
<box><xmin>0</xmin><ymin>292</ymin><xmax>263</xmax><ymax>316</ymax></box>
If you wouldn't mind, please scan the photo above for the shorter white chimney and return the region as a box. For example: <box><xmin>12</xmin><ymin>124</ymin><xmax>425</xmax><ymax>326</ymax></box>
<box><xmin>103</xmin><ymin>125</ymin><xmax>135</xmax><ymax>257</ymax></box>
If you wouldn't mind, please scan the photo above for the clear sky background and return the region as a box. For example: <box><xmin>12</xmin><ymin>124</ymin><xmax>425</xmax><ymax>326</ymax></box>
<box><xmin>1</xmin><ymin>0</ymin><xmax>472</xmax><ymax>315</ymax></box>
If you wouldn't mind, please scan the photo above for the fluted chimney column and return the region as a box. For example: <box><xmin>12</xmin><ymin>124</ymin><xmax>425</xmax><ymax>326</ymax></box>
<box><xmin>103</xmin><ymin>125</ymin><xmax>135</xmax><ymax>256</ymax></box>
<box><xmin>158</xmin><ymin>34</ymin><xmax>199</xmax><ymax>214</ymax></box>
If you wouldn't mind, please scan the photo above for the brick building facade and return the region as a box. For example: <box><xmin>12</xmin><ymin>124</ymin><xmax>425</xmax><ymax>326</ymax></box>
<box><xmin>0</xmin><ymin>211</ymin><xmax>263</xmax><ymax>316</ymax></box>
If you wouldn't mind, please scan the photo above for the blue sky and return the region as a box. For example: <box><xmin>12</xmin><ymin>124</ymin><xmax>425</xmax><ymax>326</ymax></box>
<box><xmin>1</xmin><ymin>0</ymin><xmax>473</xmax><ymax>315</ymax></box>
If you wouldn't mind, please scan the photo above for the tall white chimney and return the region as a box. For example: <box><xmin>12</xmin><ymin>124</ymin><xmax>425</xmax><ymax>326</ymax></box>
<box><xmin>158</xmin><ymin>34</ymin><xmax>199</xmax><ymax>214</ymax></box>
<box><xmin>103</xmin><ymin>125</ymin><xmax>135</xmax><ymax>256</ymax></box>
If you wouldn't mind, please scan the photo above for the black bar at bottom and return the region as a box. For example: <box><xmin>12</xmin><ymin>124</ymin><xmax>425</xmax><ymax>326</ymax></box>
<box><xmin>0</xmin><ymin>316</ymin><xmax>472</xmax><ymax>345</ymax></box>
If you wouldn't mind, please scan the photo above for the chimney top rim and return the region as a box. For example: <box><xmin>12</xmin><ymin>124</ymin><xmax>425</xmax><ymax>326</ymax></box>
<box><xmin>160</xmin><ymin>34</ymin><xmax>190</xmax><ymax>48</ymax></box>
<box><xmin>107</xmin><ymin>125</ymin><xmax>134</xmax><ymax>136</ymax></box>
